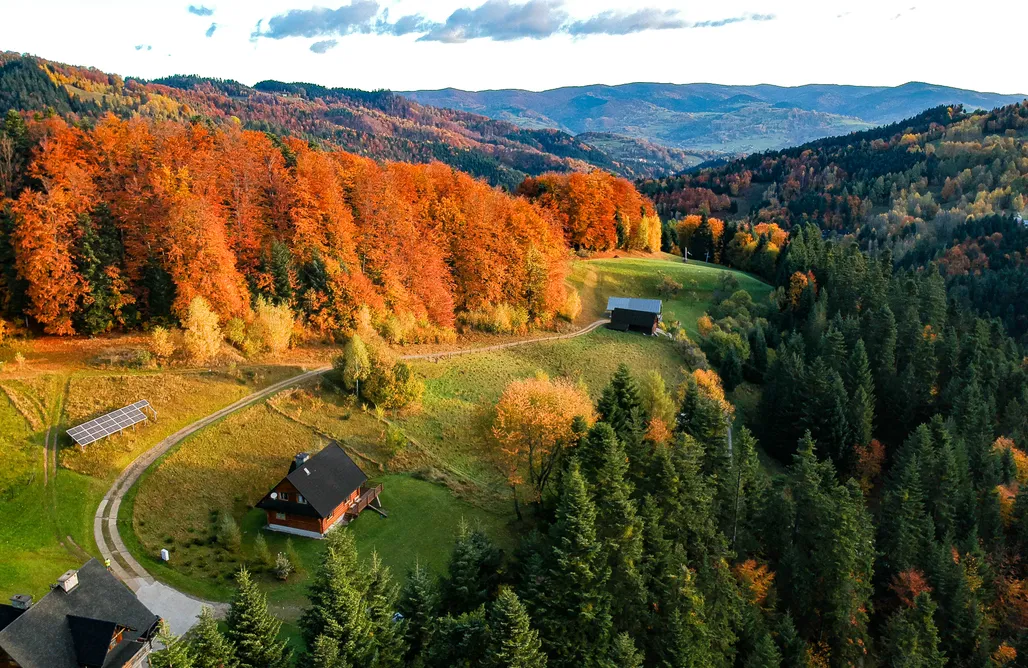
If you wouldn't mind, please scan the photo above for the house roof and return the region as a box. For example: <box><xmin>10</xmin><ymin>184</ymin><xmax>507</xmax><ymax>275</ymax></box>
<box><xmin>0</xmin><ymin>559</ymin><xmax>159</xmax><ymax>668</ymax></box>
<box><xmin>257</xmin><ymin>442</ymin><xmax>368</xmax><ymax>519</ymax></box>
<box><xmin>606</xmin><ymin>297</ymin><xmax>662</xmax><ymax>315</ymax></box>
<box><xmin>0</xmin><ymin>605</ymin><xmax>24</xmax><ymax>632</ymax></box>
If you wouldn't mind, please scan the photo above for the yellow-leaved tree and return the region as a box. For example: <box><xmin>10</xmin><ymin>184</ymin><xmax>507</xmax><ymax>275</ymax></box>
<box><xmin>182</xmin><ymin>297</ymin><xmax>222</xmax><ymax>365</ymax></box>
<box><xmin>492</xmin><ymin>372</ymin><xmax>595</xmax><ymax>518</ymax></box>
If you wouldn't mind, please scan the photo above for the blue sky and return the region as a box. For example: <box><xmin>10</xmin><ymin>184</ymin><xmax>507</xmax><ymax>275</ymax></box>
<box><xmin>1</xmin><ymin>0</ymin><xmax>1024</xmax><ymax>93</ymax></box>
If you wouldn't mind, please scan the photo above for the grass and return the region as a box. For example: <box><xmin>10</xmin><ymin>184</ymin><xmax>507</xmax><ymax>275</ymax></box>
<box><xmin>570</xmin><ymin>256</ymin><xmax>772</xmax><ymax>337</ymax></box>
<box><xmin>0</xmin><ymin>364</ymin><xmax>304</xmax><ymax>601</ymax></box>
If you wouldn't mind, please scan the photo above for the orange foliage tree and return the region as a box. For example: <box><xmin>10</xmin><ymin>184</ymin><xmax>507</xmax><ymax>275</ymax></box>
<box><xmin>492</xmin><ymin>373</ymin><xmax>596</xmax><ymax>517</ymax></box>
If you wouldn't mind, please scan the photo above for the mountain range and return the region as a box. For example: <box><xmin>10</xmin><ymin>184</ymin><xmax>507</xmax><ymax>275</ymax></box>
<box><xmin>404</xmin><ymin>82</ymin><xmax>1027</xmax><ymax>156</ymax></box>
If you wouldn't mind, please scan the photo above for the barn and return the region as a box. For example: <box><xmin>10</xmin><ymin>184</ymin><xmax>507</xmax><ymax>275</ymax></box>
<box><xmin>606</xmin><ymin>297</ymin><xmax>663</xmax><ymax>335</ymax></box>
<box><xmin>256</xmin><ymin>442</ymin><xmax>384</xmax><ymax>539</ymax></box>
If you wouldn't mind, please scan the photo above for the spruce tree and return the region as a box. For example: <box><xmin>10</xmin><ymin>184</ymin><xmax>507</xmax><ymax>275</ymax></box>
<box><xmin>310</xmin><ymin>634</ymin><xmax>345</xmax><ymax>668</ymax></box>
<box><xmin>743</xmin><ymin>633</ymin><xmax>782</xmax><ymax>668</ymax></box>
<box><xmin>596</xmin><ymin>363</ymin><xmax>644</xmax><ymax>441</ymax></box>
<box><xmin>150</xmin><ymin>621</ymin><xmax>195</xmax><ymax>668</ymax></box>
<box><xmin>398</xmin><ymin>559</ymin><xmax>440</xmax><ymax>662</ymax></box>
<box><xmin>366</xmin><ymin>551</ymin><xmax>406</xmax><ymax>668</ymax></box>
<box><xmin>422</xmin><ymin>607</ymin><xmax>490</xmax><ymax>668</ymax></box>
<box><xmin>721</xmin><ymin>345</ymin><xmax>743</xmax><ymax>392</ymax></box>
<box><xmin>189</xmin><ymin>606</ymin><xmax>238</xmax><ymax>668</ymax></box>
<box><xmin>846</xmin><ymin>339</ymin><xmax>875</xmax><ymax>447</ymax></box>
<box><xmin>298</xmin><ymin>529</ymin><xmax>374</xmax><ymax>667</ymax></box>
<box><xmin>879</xmin><ymin>593</ymin><xmax>946</xmax><ymax>667</ymax></box>
<box><xmin>608</xmin><ymin>632</ymin><xmax>644</xmax><ymax>668</ymax></box>
<box><xmin>224</xmin><ymin>568</ymin><xmax>290</xmax><ymax>668</ymax></box>
<box><xmin>749</xmin><ymin>323</ymin><xmax>769</xmax><ymax>379</ymax></box>
<box><xmin>441</xmin><ymin>520</ymin><xmax>502</xmax><ymax>615</ymax></box>
<box><xmin>539</xmin><ymin>460</ymin><xmax>613</xmax><ymax>667</ymax></box>
<box><xmin>485</xmin><ymin>588</ymin><xmax>547</xmax><ymax>668</ymax></box>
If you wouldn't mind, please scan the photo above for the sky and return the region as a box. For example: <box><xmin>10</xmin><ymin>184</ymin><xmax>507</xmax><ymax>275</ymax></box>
<box><xmin>0</xmin><ymin>0</ymin><xmax>1025</xmax><ymax>93</ymax></box>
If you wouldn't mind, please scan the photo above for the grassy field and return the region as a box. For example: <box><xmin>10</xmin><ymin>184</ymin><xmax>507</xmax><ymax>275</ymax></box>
<box><xmin>570</xmin><ymin>255</ymin><xmax>772</xmax><ymax>337</ymax></box>
<box><xmin>0</xmin><ymin>366</ymin><xmax>304</xmax><ymax>601</ymax></box>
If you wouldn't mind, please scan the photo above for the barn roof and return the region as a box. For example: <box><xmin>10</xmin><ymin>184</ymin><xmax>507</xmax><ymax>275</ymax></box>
<box><xmin>258</xmin><ymin>442</ymin><xmax>368</xmax><ymax>519</ymax></box>
<box><xmin>606</xmin><ymin>297</ymin><xmax>662</xmax><ymax>315</ymax></box>
<box><xmin>0</xmin><ymin>559</ymin><xmax>159</xmax><ymax>668</ymax></box>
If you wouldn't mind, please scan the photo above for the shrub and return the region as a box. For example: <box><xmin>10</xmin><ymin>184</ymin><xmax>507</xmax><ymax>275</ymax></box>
<box><xmin>183</xmin><ymin>297</ymin><xmax>222</xmax><ymax>365</ymax></box>
<box><xmin>134</xmin><ymin>349</ymin><xmax>154</xmax><ymax>369</ymax></box>
<box><xmin>149</xmin><ymin>326</ymin><xmax>176</xmax><ymax>361</ymax></box>
<box><xmin>559</xmin><ymin>289</ymin><xmax>582</xmax><ymax>322</ymax></box>
<box><xmin>285</xmin><ymin>538</ymin><xmax>301</xmax><ymax>572</ymax></box>
<box><xmin>224</xmin><ymin>318</ymin><xmax>247</xmax><ymax>347</ymax></box>
<box><xmin>0</xmin><ymin>318</ymin><xmax>7</xmax><ymax>347</ymax></box>
<box><xmin>383</xmin><ymin>423</ymin><xmax>408</xmax><ymax>457</ymax></box>
<box><xmin>216</xmin><ymin>511</ymin><xmax>241</xmax><ymax>552</ymax></box>
<box><xmin>458</xmin><ymin>303</ymin><xmax>528</xmax><ymax>334</ymax></box>
<box><xmin>657</xmin><ymin>273</ymin><xmax>683</xmax><ymax>299</ymax></box>
<box><xmin>13</xmin><ymin>352</ymin><xmax>25</xmax><ymax>369</ymax></box>
<box><xmin>273</xmin><ymin>552</ymin><xmax>293</xmax><ymax>580</ymax></box>
<box><xmin>362</xmin><ymin>346</ymin><xmax>425</xmax><ymax>410</ymax></box>
<box><xmin>253</xmin><ymin>533</ymin><xmax>273</xmax><ymax>569</ymax></box>
<box><xmin>250</xmin><ymin>297</ymin><xmax>293</xmax><ymax>354</ymax></box>
<box><xmin>674</xmin><ymin>331</ymin><xmax>709</xmax><ymax>370</ymax></box>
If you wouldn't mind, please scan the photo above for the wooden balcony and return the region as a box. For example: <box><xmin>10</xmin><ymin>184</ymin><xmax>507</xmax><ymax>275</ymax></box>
<box><xmin>345</xmin><ymin>483</ymin><xmax>384</xmax><ymax>519</ymax></box>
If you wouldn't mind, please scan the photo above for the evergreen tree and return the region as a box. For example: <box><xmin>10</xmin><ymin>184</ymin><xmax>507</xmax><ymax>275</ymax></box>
<box><xmin>721</xmin><ymin>345</ymin><xmax>743</xmax><ymax>392</ymax></box>
<box><xmin>485</xmin><ymin>588</ymin><xmax>547</xmax><ymax>668</ymax></box>
<box><xmin>441</xmin><ymin>520</ymin><xmax>502</xmax><ymax>615</ymax></box>
<box><xmin>608</xmin><ymin>632</ymin><xmax>644</xmax><ymax>668</ymax></box>
<box><xmin>398</xmin><ymin>560</ymin><xmax>440</xmax><ymax>662</ymax></box>
<box><xmin>150</xmin><ymin>621</ymin><xmax>195</xmax><ymax>668</ymax></box>
<box><xmin>224</xmin><ymin>568</ymin><xmax>290</xmax><ymax>668</ymax></box>
<box><xmin>749</xmin><ymin>323</ymin><xmax>768</xmax><ymax>379</ymax></box>
<box><xmin>298</xmin><ymin>529</ymin><xmax>374</xmax><ymax>667</ymax></box>
<box><xmin>879</xmin><ymin>593</ymin><xmax>946</xmax><ymax>667</ymax></box>
<box><xmin>878</xmin><ymin>430</ymin><xmax>936</xmax><ymax>577</ymax></box>
<box><xmin>422</xmin><ymin>607</ymin><xmax>490</xmax><ymax>668</ymax></box>
<box><xmin>537</xmin><ymin>460</ymin><xmax>613</xmax><ymax>667</ymax></box>
<box><xmin>366</xmin><ymin>551</ymin><xmax>406</xmax><ymax>668</ymax></box>
<box><xmin>189</xmin><ymin>606</ymin><xmax>238</xmax><ymax>668</ymax></box>
<box><xmin>743</xmin><ymin>633</ymin><xmax>782</xmax><ymax>668</ymax></box>
<box><xmin>846</xmin><ymin>339</ymin><xmax>875</xmax><ymax>447</ymax></box>
<box><xmin>596</xmin><ymin>363</ymin><xmax>644</xmax><ymax>441</ymax></box>
<box><xmin>310</xmin><ymin>634</ymin><xmax>345</xmax><ymax>668</ymax></box>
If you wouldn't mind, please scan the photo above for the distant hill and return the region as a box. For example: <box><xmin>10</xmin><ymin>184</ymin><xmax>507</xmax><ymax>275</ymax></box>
<box><xmin>404</xmin><ymin>82</ymin><xmax>1027</xmax><ymax>156</ymax></box>
<box><xmin>0</xmin><ymin>53</ymin><xmax>695</xmax><ymax>188</ymax></box>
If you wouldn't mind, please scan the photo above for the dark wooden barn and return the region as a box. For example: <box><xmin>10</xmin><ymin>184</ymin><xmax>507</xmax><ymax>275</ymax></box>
<box><xmin>605</xmin><ymin>297</ymin><xmax>663</xmax><ymax>335</ymax></box>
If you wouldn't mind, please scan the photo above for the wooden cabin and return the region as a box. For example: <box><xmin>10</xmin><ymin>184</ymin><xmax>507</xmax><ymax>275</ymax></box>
<box><xmin>606</xmin><ymin>297</ymin><xmax>663</xmax><ymax>335</ymax></box>
<box><xmin>256</xmin><ymin>442</ymin><xmax>383</xmax><ymax>539</ymax></box>
<box><xmin>0</xmin><ymin>560</ymin><xmax>160</xmax><ymax>668</ymax></box>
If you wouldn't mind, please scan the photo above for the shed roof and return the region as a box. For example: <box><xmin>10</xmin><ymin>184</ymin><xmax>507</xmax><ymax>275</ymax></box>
<box><xmin>258</xmin><ymin>442</ymin><xmax>368</xmax><ymax>519</ymax></box>
<box><xmin>0</xmin><ymin>559</ymin><xmax>159</xmax><ymax>668</ymax></box>
<box><xmin>606</xmin><ymin>297</ymin><xmax>662</xmax><ymax>315</ymax></box>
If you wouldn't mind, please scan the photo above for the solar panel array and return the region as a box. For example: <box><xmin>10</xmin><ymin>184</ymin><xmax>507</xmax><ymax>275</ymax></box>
<box><xmin>67</xmin><ymin>400</ymin><xmax>153</xmax><ymax>447</ymax></box>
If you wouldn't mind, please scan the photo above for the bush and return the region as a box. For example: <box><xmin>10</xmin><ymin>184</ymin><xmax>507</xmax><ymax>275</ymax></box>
<box><xmin>13</xmin><ymin>352</ymin><xmax>25</xmax><ymax>370</ymax></box>
<box><xmin>363</xmin><ymin>346</ymin><xmax>425</xmax><ymax>410</ymax></box>
<box><xmin>273</xmin><ymin>552</ymin><xmax>293</xmax><ymax>580</ymax></box>
<box><xmin>183</xmin><ymin>297</ymin><xmax>222</xmax><ymax>365</ymax></box>
<box><xmin>134</xmin><ymin>349</ymin><xmax>154</xmax><ymax>369</ymax></box>
<box><xmin>149</xmin><ymin>326</ymin><xmax>176</xmax><ymax>361</ymax></box>
<box><xmin>675</xmin><ymin>331</ymin><xmax>709</xmax><ymax>370</ymax></box>
<box><xmin>224</xmin><ymin>318</ymin><xmax>247</xmax><ymax>347</ymax></box>
<box><xmin>657</xmin><ymin>273</ymin><xmax>683</xmax><ymax>299</ymax></box>
<box><xmin>458</xmin><ymin>303</ymin><xmax>529</xmax><ymax>334</ymax></box>
<box><xmin>250</xmin><ymin>297</ymin><xmax>293</xmax><ymax>354</ymax></box>
<box><xmin>216</xmin><ymin>511</ymin><xmax>241</xmax><ymax>552</ymax></box>
<box><xmin>559</xmin><ymin>289</ymin><xmax>582</xmax><ymax>322</ymax></box>
<box><xmin>384</xmin><ymin>423</ymin><xmax>408</xmax><ymax>457</ymax></box>
<box><xmin>0</xmin><ymin>318</ymin><xmax>7</xmax><ymax>347</ymax></box>
<box><xmin>253</xmin><ymin>533</ymin><xmax>273</xmax><ymax>569</ymax></box>
<box><xmin>285</xmin><ymin>537</ymin><xmax>301</xmax><ymax>572</ymax></box>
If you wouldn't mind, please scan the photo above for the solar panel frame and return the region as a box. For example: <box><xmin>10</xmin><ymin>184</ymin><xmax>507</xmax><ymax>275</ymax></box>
<box><xmin>67</xmin><ymin>400</ymin><xmax>153</xmax><ymax>447</ymax></box>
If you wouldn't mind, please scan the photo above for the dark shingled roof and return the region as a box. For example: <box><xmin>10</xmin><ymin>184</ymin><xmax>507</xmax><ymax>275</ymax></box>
<box><xmin>0</xmin><ymin>559</ymin><xmax>159</xmax><ymax>668</ymax></box>
<box><xmin>257</xmin><ymin>442</ymin><xmax>368</xmax><ymax>519</ymax></box>
<box><xmin>0</xmin><ymin>605</ymin><xmax>24</xmax><ymax>632</ymax></box>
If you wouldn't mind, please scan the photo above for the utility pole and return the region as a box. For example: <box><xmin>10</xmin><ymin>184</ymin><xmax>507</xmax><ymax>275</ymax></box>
<box><xmin>683</xmin><ymin>247</ymin><xmax>689</xmax><ymax>263</ymax></box>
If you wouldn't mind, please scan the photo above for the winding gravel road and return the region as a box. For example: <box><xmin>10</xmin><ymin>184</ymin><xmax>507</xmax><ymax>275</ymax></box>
<box><xmin>94</xmin><ymin>319</ymin><xmax>609</xmax><ymax>634</ymax></box>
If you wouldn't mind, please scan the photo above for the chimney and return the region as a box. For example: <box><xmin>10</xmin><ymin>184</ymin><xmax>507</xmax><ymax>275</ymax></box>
<box><xmin>57</xmin><ymin>569</ymin><xmax>79</xmax><ymax>593</ymax></box>
<box><xmin>10</xmin><ymin>594</ymin><xmax>32</xmax><ymax>610</ymax></box>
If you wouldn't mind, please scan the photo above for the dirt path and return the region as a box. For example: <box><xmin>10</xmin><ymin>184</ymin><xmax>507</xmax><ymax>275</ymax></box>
<box><xmin>94</xmin><ymin>319</ymin><xmax>608</xmax><ymax>634</ymax></box>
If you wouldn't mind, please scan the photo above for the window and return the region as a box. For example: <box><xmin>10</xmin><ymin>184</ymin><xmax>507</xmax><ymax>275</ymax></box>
<box><xmin>279</xmin><ymin>492</ymin><xmax>289</xmax><ymax>502</ymax></box>
<box><xmin>298</xmin><ymin>494</ymin><xmax>307</xmax><ymax>505</ymax></box>
<box><xmin>275</xmin><ymin>512</ymin><xmax>286</xmax><ymax>520</ymax></box>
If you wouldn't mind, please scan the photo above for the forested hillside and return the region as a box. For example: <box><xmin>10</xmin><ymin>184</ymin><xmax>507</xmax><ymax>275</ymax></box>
<box><xmin>405</xmin><ymin>82</ymin><xmax>1026</xmax><ymax>156</ymax></box>
<box><xmin>0</xmin><ymin>52</ymin><xmax>685</xmax><ymax>189</ymax></box>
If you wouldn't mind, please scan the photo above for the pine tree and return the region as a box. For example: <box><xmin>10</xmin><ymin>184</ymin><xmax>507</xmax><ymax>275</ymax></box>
<box><xmin>596</xmin><ymin>363</ymin><xmax>644</xmax><ymax>442</ymax></box>
<box><xmin>298</xmin><ymin>529</ymin><xmax>374</xmax><ymax>667</ymax></box>
<box><xmin>150</xmin><ymin>621</ymin><xmax>195</xmax><ymax>668</ymax></box>
<box><xmin>588</xmin><ymin>424</ymin><xmax>648</xmax><ymax>636</ymax></box>
<box><xmin>743</xmin><ymin>633</ymin><xmax>782</xmax><ymax>668</ymax></box>
<box><xmin>539</xmin><ymin>460</ymin><xmax>613</xmax><ymax>667</ymax></box>
<box><xmin>366</xmin><ymin>551</ymin><xmax>406</xmax><ymax>668</ymax></box>
<box><xmin>721</xmin><ymin>345</ymin><xmax>743</xmax><ymax>392</ymax></box>
<box><xmin>441</xmin><ymin>520</ymin><xmax>502</xmax><ymax>615</ymax></box>
<box><xmin>846</xmin><ymin>339</ymin><xmax>875</xmax><ymax>447</ymax></box>
<box><xmin>485</xmin><ymin>588</ymin><xmax>547</xmax><ymax>668</ymax></box>
<box><xmin>189</xmin><ymin>606</ymin><xmax>238</xmax><ymax>668</ymax></box>
<box><xmin>749</xmin><ymin>323</ymin><xmax>768</xmax><ymax>379</ymax></box>
<box><xmin>879</xmin><ymin>593</ymin><xmax>946</xmax><ymax>667</ymax></box>
<box><xmin>422</xmin><ymin>607</ymin><xmax>490</xmax><ymax>668</ymax></box>
<box><xmin>608</xmin><ymin>632</ymin><xmax>643</xmax><ymax>668</ymax></box>
<box><xmin>225</xmin><ymin>569</ymin><xmax>289</xmax><ymax>668</ymax></box>
<box><xmin>878</xmin><ymin>433</ymin><xmax>935</xmax><ymax>577</ymax></box>
<box><xmin>310</xmin><ymin>634</ymin><xmax>345</xmax><ymax>668</ymax></box>
<box><xmin>398</xmin><ymin>559</ymin><xmax>440</xmax><ymax>662</ymax></box>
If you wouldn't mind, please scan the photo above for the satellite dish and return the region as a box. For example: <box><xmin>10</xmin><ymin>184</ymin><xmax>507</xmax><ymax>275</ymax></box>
<box><xmin>270</xmin><ymin>492</ymin><xmax>278</xmax><ymax>500</ymax></box>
